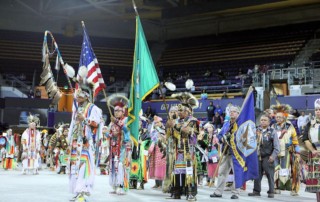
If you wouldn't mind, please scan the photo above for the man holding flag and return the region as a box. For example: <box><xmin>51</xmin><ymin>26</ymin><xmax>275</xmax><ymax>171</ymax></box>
<box><xmin>67</xmin><ymin>22</ymin><xmax>104</xmax><ymax>201</ymax></box>
<box><xmin>210</xmin><ymin>87</ymin><xmax>259</xmax><ymax>199</ymax></box>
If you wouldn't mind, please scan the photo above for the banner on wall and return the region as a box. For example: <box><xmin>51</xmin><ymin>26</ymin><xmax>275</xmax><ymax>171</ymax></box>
<box><xmin>142</xmin><ymin>98</ymin><xmax>244</xmax><ymax>114</ymax></box>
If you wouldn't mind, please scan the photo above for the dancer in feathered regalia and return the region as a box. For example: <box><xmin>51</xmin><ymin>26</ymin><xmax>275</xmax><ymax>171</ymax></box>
<box><xmin>303</xmin><ymin>99</ymin><xmax>320</xmax><ymax>201</ymax></box>
<box><xmin>166</xmin><ymin>92</ymin><xmax>200</xmax><ymax>201</ymax></box>
<box><xmin>270</xmin><ymin>102</ymin><xmax>301</xmax><ymax>196</ymax></box>
<box><xmin>68</xmin><ymin>87</ymin><xmax>103</xmax><ymax>201</ymax></box>
<box><xmin>148</xmin><ymin>115</ymin><xmax>166</xmax><ymax>189</ymax></box>
<box><xmin>107</xmin><ymin>94</ymin><xmax>132</xmax><ymax>195</ymax></box>
<box><xmin>2</xmin><ymin>129</ymin><xmax>16</xmax><ymax>170</ymax></box>
<box><xmin>21</xmin><ymin>114</ymin><xmax>41</xmax><ymax>175</ymax></box>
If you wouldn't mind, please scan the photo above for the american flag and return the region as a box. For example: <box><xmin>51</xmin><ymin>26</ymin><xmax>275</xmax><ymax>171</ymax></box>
<box><xmin>79</xmin><ymin>26</ymin><xmax>106</xmax><ymax>98</ymax></box>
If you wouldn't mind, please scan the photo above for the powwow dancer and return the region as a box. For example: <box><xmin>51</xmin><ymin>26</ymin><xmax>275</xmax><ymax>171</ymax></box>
<box><xmin>166</xmin><ymin>92</ymin><xmax>200</xmax><ymax>201</ymax></box>
<box><xmin>163</xmin><ymin>106</ymin><xmax>178</xmax><ymax>194</ymax></box>
<box><xmin>68</xmin><ymin>87</ymin><xmax>103</xmax><ymax>201</ymax></box>
<box><xmin>21</xmin><ymin>114</ymin><xmax>41</xmax><ymax>175</ymax></box>
<box><xmin>107</xmin><ymin>94</ymin><xmax>132</xmax><ymax>195</ymax></box>
<box><xmin>99</xmin><ymin>126</ymin><xmax>110</xmax><ymax>175</ymax></box>
<box><xmin>2</xmin><ymin>129</ymin><xmax>16</xmax><ymax>170</ymax></box>
<box><xmin>270</xmin><ymin>103</ymin><xmax>301</xmax><ymax>196</ymax></box>
<box><xmin>135</xmin><ymin>113</ymin><xmax>151</xmax><ymax>190</ymax></box>
<box><xmin>148</xmin><ymin>115</ymin><xmax>166</xmax><ymax>189</ymax></box>
<box><xmin>303</xmin><ymin>99</ymin><xmax>320</xmax><ymax>201</ymax></box>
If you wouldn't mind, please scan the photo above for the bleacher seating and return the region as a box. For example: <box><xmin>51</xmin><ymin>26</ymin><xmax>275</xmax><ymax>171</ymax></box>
<box><xmin>0</xmin><ymin>29</ymin><xmax>135</xmax><ymax>88</ymax></box>
<box><xmin>158</xmin><ymin>22</ymin><xmax>318</xmax><ymax>94</ymax></box>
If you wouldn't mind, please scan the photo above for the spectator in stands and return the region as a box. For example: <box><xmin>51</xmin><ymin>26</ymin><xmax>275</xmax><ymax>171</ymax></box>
<box><xmin>238</xmin><ymin>68</ymin><xmax>243</xmax><ymax>75</ymax></box>
<box><xmin>151</xmin><ymin>89</ymin><xmax>159</xmax><ymax>100</ymax></box>
<box><xmin>166</xmin><ymin>73</ymin><xmax>172</xmax><ymax>82</ymax></box>
<box><xmin>292</xmin><ymin>109</ymin><xmax>300</xmax><ymax>118</ymax></box>
<box><xmin>183</xmin><ymin>71</ymin><xmax>190</xmax><ymax>79</ymax></box>
<box><xmin>158</xmin><ymin>84</ymin><xmax>167</xmax><ymax>99</ymax></box>
<box><xmin>212</xmin><ymin>112</ymin><xmax>223</xmax><ymax>129</ymax></box>
<box><xmin>145</xmin><ymin>106</ymin><xmax>155</xmax><ymax>119</ymax></box>
<box><xmin>308</xmin><ymin>112</ymin><xmax>314</xmax><ymax>120</ymax></box>
<box><xmin>28</xmin><ymin>89</ymin><xmax>34</xmax><ymax>98</ymax></box>
<box><xmin>109</xmin><ymin>75</ymin><xmax>115</xmax><ymax>83</ymax></box>
<box><xmin>204</xmin><ymin>69</ymin><xmax>212</xmax><ymax>78</ymax></box>
<box><xmin>214</xmin><ymin>105</ymin><xmax>223</xmax><ymax>116</ymax></box>
<box><xmin>221</xmin><ymin>92</ymin><xmax>228</xmax><ymax>99</ymax></box>
<box><xmin>201</xmin><ymin>89</ymin><xmax>208</xmax><ymax>100</ymax></box>
<box><xmin>217</xmin><ymin>69</ymin><xmax>226</xmax><ymax>80</ymax></box>
<box><xmin>206</xmin><ymin>101</ymin><xmax>216</xmax><ymax>122</ymax></box>
<box><xmin>172</xmin><ymin>72</ymin><xmax>178</xmax><ymax>81</ymax></box>
<box><xmin>252</xmin><ymin>86</ymin><xmax>258</xmax><ymax>108</ymax></box>
<box><xmin>297</xmin><ymin>111</ymin><xmax>309</xmax><ymax>134</ymax></box>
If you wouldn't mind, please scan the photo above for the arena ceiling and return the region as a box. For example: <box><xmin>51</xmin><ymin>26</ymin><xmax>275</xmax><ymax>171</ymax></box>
<box><xmin>0</xmin><ymin>0</ymin><xmax>320</xmax><ymax>41</ymax></box>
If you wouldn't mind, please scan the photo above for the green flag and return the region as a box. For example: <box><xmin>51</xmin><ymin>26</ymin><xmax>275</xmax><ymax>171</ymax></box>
<box><xmin>127</xmin><ymin>16</ymin><xmax>160</xmax><ymax>146</ymax></box>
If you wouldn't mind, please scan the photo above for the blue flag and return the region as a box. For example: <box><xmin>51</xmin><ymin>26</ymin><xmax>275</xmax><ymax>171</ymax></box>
<box><xmin>230</xmin><ymin>87</ymin><xmax>259</xmax><ymax>188</ymax></box>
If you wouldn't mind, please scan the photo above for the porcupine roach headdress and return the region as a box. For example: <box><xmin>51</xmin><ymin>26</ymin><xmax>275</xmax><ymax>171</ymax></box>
<box><xmin>171</xmin><ymin>92</ymin><xmax>199</xmax><ymax>113</ymax></box>
<box><xmin>270</xmin><ymin>100</ymin><xmax>292</xmax><ymax>117</ymax></box>
<box><xmin>27</xmin><ymin>113</ymin><xmax>40</xmax><ymax>126</ymax></box>
<box><xmin>107</xmin><ymin>94</ymin><xmax>129</xmax><ymax>116</ymax></box>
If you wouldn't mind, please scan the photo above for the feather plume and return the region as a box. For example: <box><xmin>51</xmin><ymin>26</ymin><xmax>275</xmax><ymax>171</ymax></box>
<box><xmin>165</xmin><ymin>82</ymin><xmax>176</xmax><ymax>91</ymax></box>
<box><xmin>185</xmin><ymin>79</ymin><xmax>194</xmax><ymax>90</ymax></box>
<box><xmin>64</xmin><ymin>63</ymin><xmax>75</xmax><ymax>78</ymax></box>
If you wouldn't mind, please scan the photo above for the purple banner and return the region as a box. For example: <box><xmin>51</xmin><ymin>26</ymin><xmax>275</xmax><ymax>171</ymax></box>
<box><xmin>142</xmin><ymin>97</ymin><xmax>244</xmax><ymax>114</ymax></box>
<box><xmin>271</xmin><ymin>95</ymin><xmax>320</xmax><ymax>110</ymax></box>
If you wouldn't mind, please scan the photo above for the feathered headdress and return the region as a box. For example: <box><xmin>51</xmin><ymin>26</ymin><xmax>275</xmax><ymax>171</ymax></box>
<box><xmin>270</xmin><ymin>100</ymin><xmax>292</xmax><ymax>117</ymax></box>
<box><xmin>171</xmin><ymin>92</ymin><xmax>199</xmax><ymax>112</ymax></box>
<box><xmin>75</xmin><ymin>81</ymin><xmax>95</xmax><ymax>103</ymax></box>
<box><xmin>315</xmin><ymin>98</ymin><xmax>320</xmax><ymax>109</ymax></box>
<box><xmin>27</xmin><ymin>114</ymin><xmax>40</xmax><ymax>126</ymax></box>
<box><xmin>107</xmin><ymin>94</ymin><xmax>129</xmax><ymax>115</ymax></box>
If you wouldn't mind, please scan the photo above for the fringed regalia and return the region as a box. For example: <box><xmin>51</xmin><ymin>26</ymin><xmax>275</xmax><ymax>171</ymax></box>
<box><xmin>148</xmin><ymin>121</ymin><xmax>166</xmax><ymax>181</ymax></box>
<box><xmin>3</xmin><ymin>130</ymin><xmax>16</xmax><ymax>170</ymax></box>
<box><xmin>272</xmin><ymin>121</ymin><xmax>300</xmax><ymax>192</ymax></box>
<box><xmin>21</xmin><ymin>128</ymin><xmax>41</xmax><ymax>173</ymax></box>
<box><xmin>170</xmin><ymin>116</ymin><xmax>199</xmax><ymax>199</ymax></box>
<box><xmin>108</xmin><ymin>117</ymin><xmax>132</xmax><ymax>193</ymax></box>
<box><xmin>304</xmin><ymin>119</ymin><xmax>320</xmax><ymax>193</ymax></box>
<box><xmin>68</xmin><ymin>101</ymin><xmax>102</xmax><ymax>195</ymax></box>
<box><xmin>130</xmin><ymin>118</ymin><xmax>150</xmax><ymax>189</ymax></box>
<box><xmin>206</xmin><ymin>132</ymin><xmax>220</xmax><ymax>180</ymax></box>
<box><xmin>195</xmin><ymin>132</ymin><xmax>208</xmax><ymax>182</ymax></box>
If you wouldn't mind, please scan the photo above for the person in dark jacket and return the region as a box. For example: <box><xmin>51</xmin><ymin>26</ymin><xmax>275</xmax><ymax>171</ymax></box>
<box><xmin>248</xmin><ymin>115</ymin><xmax>280</xmax><ymax>198</ymax></box>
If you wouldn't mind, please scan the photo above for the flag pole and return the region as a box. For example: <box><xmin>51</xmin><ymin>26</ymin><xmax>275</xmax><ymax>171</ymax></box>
<box><xmin>158</xmin><ymin>84</ymin><xmax>170</xmax><ymax>119</ymax></box>
<box><xmin>131</xmin><ymin>1</ymin><xmax>169</xmax><ymax>118</ymax></box>
<box><xmin>81</xmin><ymin>20</ymin><xmax>113</xmax><ymax>118</ymax></box>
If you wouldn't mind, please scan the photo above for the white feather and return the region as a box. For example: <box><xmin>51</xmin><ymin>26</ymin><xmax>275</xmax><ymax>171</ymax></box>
<box><xmin>185</xmin><ymin>79</ymin><xmax>194</xmax><ymax>89</ymax></box>
<box><xmin>55</xmin><ymin>55</ymin><xmax>60</xmax><ymax>71</ymax></box>
<box><xmin>165</xmin><ymin>82</ymin><xmax>176</xmax><ymax>91</ymax></box>
<box><xmin>78</xmin><ymin>66</ymin><xmax>88</xmax><ymax>78</ymax></box>
<box><xmin>42</xmin><ymin>42</ymin><xmax>46</xmax><ymax>62</ymax></box>
<box><xmin>64</xmin><ymin>63</ymin><xmax>75</xmax><ymax>78</ymax></box>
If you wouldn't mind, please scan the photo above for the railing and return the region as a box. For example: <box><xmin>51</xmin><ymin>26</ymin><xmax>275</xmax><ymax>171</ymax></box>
<box><xmin>3</xmin><ymin>74</ymin><xmax>32</xmax><ymax>94</ymax></box>
<box><xmin>267</xmin><ymin>66</ymin><xmax>312</xmax><ymax>85</ymax></box>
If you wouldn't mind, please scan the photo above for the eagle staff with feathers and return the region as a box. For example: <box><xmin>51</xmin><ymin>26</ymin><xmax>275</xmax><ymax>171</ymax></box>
<box><xmin>40</xmin><ymin>26</ymin><xmax>104</xmax><ymax>201</ymax></box>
